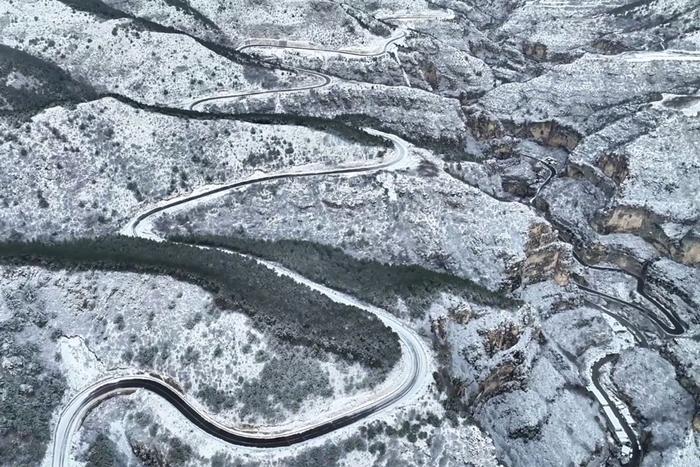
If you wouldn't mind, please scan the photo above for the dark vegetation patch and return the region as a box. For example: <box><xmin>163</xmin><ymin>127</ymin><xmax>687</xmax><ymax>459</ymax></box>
<box><xmin>0</xmin><ymin>44</ymin><xmax>95</xmax><ymax>112</ymax></box>
<box><xmin>107</xmin><ymin>93</ymin><xmax>391</xmax><ymax>150</ymax></box>
<box><xmin>210</xmin><ymin>452</ymin><xmax>260</xmax><ymax>467</ymax></box>
<box><xmin>0</xmin><ymin>279</ymin><xmax>66</xmax><ymax>465</ymax></box>
<box><xmin>0</xmin><ymin>236</ymin><xmax>400</xmax><ymax>372</ymax></box>
<box><xmin>59</xmin><ymin>0</ymin><xmax>127</xmax><ymax>19</ymax></box>
<box><xmin>197</xmin><ymin>352</ymin><xmax>333</xmax><ymax>422</ymax></box>
<box><xmin>277</xmin><ymin>411</ymin><xmax>441</xmax><ymax>465</ymax></box>
<box><xmin>359</xmin><ymin>410</ymin><xmax>441</xmax><ymax>445</ymax></box>
<box><xmin>662</xmin><ymin>95</ymin><xmax>700</xmax><ymax>109</ymax></box>
<box><xmin>301</xmin><ymin>111</ymin><xmax>470</xmax><ymax>161</ymax></box>
<box><xmin>165</xmin><ymin>437</ymin><xmax>193</xmax><ymax>466</ymax></box>
<box><xmin>170</xmin><ymin>233</ymin><xmax>521</xmax><ymax>318</ymax></box>
<box><xmin>417</xmin><ymin>159</ymin><xmax>440</xmax><ymax>177</ymax></box>
<box><xmin>431</xmin><ymin>323</ymin><xmax>472</xmax><ymax>424</ymax></box>
<box><xmin>163</xmin><ymin>0</ymin><xmax>221</xmax><ymax>31</ymax></box>
<box><xmin>125</xmin><ymin>413</ymin><xmax>198</xmax><ymax>465</ymax></box>
<box><xmin>509</xmin><ymin>415</ymin><xmax>548</xmax><ymax>441</ymax></box>
<box><xmin>128</xmin><ymin>434</ymin><xmax>194</xmax><ymax>467</ymax></box>
<box><xmin>340</xmin><ymin>3</ymin><xmax>393</xmax><ymax>38</ymax></box>
<box><xmin>56</xmin><ymin>0</ymin><xmax>281</xmax><ymax>69</ymax></box>
<box><xmin>0</xmin><ymin>326</ymin><xmax>66</xmax><ymax>465</ymax></box>
<box><xmin>283</xmin><ymin>434</ymin><xmax>368</xmax><ymax>467</ymax></box>
<box><xmin>84</xmin><ymin>432</ymin><xmax>123</xmax><ymax>467</ymax></box>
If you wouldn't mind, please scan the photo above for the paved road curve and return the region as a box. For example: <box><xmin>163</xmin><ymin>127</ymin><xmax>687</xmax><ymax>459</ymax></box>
<box><xmin>524</xmin><ymin>147</ymin><xmax>687</xmax><ymax>466</ymax></box>
<box><xmin>49</xmin><ymin>15</ymin><xmax>682</xmax><ymax>466</ymax></box>
<box><xmin>51</xmin><ymin>30</ymin><xmax>434</xmax><ymax>467</ymax></box>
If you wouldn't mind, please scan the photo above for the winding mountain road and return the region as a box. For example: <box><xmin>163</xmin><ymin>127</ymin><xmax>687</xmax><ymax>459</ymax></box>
<box><xmin>525</xmin><ymin>150</ymin><xmax>687</xmax><ymax>466</ymax></box>
<box><xmin>51</xmin><ymin>31</ymin><xmax>434</xmax><ymax>467</ymax></box>
<box><xmin>236</xmin><ymin>33</ymin><xmax>406</xmax><ymax>57</ymax></box>
<box><xmin>46</xmin><ymin>13</ymin><xmax>686</xmax><ymax>467</ymax></box>
<box><xmin>520</xmin><ymin>153</ymin><xmax>557</xmax><ymax>204</ymax></box>
<box><xmin>188</xmin><ymin>33</ymin><xmax>406</xmax><ymax>110</ymax></box>
<box><xmin>573</xmin><ymin>251</ymin><xmax>686</xmax><ymax>466</ymax></box>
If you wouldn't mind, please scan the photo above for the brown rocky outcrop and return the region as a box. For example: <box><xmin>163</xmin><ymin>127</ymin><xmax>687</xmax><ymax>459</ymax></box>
<box><xmin>597</xmin><ymin>152</ymin><xmax>629</xmax><ymax>184</ymax></box>
<box><xmin>524</xmin><ymin>121</ymin><xmax>579</xmax><ymax>151</ymax></box>
<box><xmin>521</xmin><ymin>223</ymin><xmax>573</xmax><ymax>286</ymax></box>
<box><xmin>598</xmin><ymin>207</ymin><xmax>700</xmax><ymax>266</ymax></box>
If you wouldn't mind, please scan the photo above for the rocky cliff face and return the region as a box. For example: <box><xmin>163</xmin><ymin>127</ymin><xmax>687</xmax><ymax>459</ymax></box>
<box><xmin>433</xmin><ymin>301</ymin><xmax>613</xmax><ymax>466</ymax></box>
<box><xmin>613</xmin><ymin>348</ymin><xmax>697</xmax><ymax>466</ymax></box>
<box><xmin>155</xmin><ymin>158</ymin><xmax>548</xmax><ymax>292</ymax></box>
<box><xmin>569</xmin><ymin>107</ymin><xmax>700</xmax><ymax>266</ymax></box>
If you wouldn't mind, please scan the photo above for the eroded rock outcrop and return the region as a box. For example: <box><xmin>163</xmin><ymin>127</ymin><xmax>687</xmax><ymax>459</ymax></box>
<box><xmin>613</xmin><ymin>348</ymin><xmax>696</xmax><ymax>466</ymax></box>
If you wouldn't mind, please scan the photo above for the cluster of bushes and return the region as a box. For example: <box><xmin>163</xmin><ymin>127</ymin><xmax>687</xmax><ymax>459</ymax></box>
<box><xmin>359</xmin><ymin>411</ymin><xmax>440</xmax><ymax>445</ymax></box>
<box><xmin>0</xmin><ymin>278</ymin><xmax>66</xmax><ymax>465</ymax></box>
<box><xmin>0</xmin><ymin>236</ymin><xmax>401</xmax><ymax>372</ymax></box>
<box><xmin>198</xmin><ymin>351</ymin><xmax>333</xmax><ymax>421</ymax></box>
<box><xmin>84</xmin><ymin>432</ymin><xmax>122</xmax><ymax>467</ymax></box>
<box><xmin>0</xmin><ymin>330</ymin><xmax>66</xmax><ymax>466</ymax></box>
<box><xmin>280</xmin><ymin>415</ymin><xmax>437</xmax><ymax>467</ymax></box>
<box><xmin>166</xmin><ymin>437</ymin><xmax>193</xmax><ymax>465</ymax></box>
<box><xmin>128</xmin><ymin>433</ymin><xmax>193</xmax><ymax>467</ymax></box>
<box><xmin>171</xmin><ymin>233</ymin><xmax>521</xmax><ymax>318</ymax></box>
<box><xmin>243</xmin><ymin>135</ymin><xmax>297</xmax><ymax>165</ymax></box>
<box><xmin>285</xmin><ymin>434</ymin><xmax>368</xmax><ymax>467</ymax></box>
<box><xmin>134</xmin><ymin>344</ymin><xmax>160</xmax><ymax>367</ymax></box>
<box><xmin>121</xmin><ymin>412</ymin><xmax>197</xmax><ymax>465</ymax></box>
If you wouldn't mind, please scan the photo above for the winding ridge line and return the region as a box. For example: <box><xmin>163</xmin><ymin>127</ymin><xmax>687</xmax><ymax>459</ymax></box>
<box><xmin>51</xmin><ymin>25</ymin><xmax>435</xmax><ymax>467</ymax></box>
